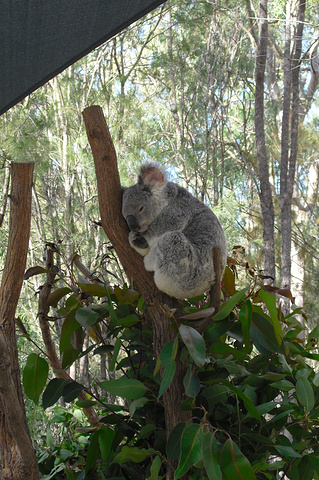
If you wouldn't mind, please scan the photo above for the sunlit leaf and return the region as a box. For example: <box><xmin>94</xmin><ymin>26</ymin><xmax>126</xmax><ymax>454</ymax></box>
<box><xmin>220</xmin><ymin>438</ymin><xmax>256</xmax><ymax>480</ymax></box>
<box><xmin>113</xmin><ymin>446</ymin><xmax>156</xmax><ymax>464</ymax></box>
<box><xmin>213</xmin><ymin>287</ymin><xmax>248</xmax><ymax>322</ymax></box>
<box><xmin>23</xmin><ymin>353</ymin><xmax>49</xmax><ymax>404</ymax></box>
<box><xmin>179</xmin><ymin>324</ymin><xmax>205</xmax><ymax>367</ymax></box>
<box><xmin>223</xmin><ymin>266</ymin><xmax>237</xmax><ymax>296</ymax></box>
<box><xmin>78</xmin><ymin>282</ymin><xmax>111</xmax><ymax>297</ymax></box>
<box><xmin>46</xmin><ymin>287</ymin><xmax>72</xmax><ymax>307</ymax></box>
<box><xmin>175</xmin><ymin>423</ymin><xmax>204</xmax><ymax>479</ymax></box>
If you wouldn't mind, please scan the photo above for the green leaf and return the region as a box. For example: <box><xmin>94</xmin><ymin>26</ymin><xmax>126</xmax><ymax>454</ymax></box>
<box><xmin>159</xmin><ymin>338</ymin><xmax>179</xmax><ymax>368</ymax></box>
<box><xmin>60</xmin><ymin>307</ymin><xmax>82</xmax><ymax>354</ymax></box>
<box><xmin>23</xmin><ymin>353</ymin><xmax>49</xmax><ymax>404</ymax></box>
<box><xmin>296</xmin><ymin>376</ymin><xmax>314</xmax><ymax>412</ymax></box>
<box><xmin>183</xmin><ymin>368</ymin><xmax>201</xmax><ymax>398</ymax></box>
<box><xmin>62</xmin><ymin>381</ymin><xmax>83</xmax><ymax>402</ymax></box>
<box><xmin>46</xmin><ymin>287</ymin><xmax>72</xmax><ymax>307</ymax></box>
<box><xmin>113</xmin><ymin>446</ymin><xmax>156</xmax><ymax>464</ymax></box>
<box><xmin>166</xmin><ymin>422</ymin><xmax>186</xmax><ymax>459</ymax></box>
<box><xmin>220</xmin><ymin>381</ymin><xmax>261</xmax><ymax>421</ymax></box>
<box><xmin>61</xmin><ymin>343</ymin><xmax>80</xmax><ymax>369</ymax></box>
<box><xmin>250</xmin><ymin>312</ymin><xmax>285</xmax><ymax>354</ymax></box>
<box><xmin>158</xmin><ymin>358</ymin><xmax>176</xmax><ymax>399</ymax></box>
<box><xmin>99</xmin><ymin>425</ymin><xmax>116</xmax><ymax>465</ymax></box>
<box><xmin>113</xmin><ymin>314</ymin><xmax>140</xmax><ymax>327</ymax></box>
<box><xmin>42</xmin><ymin>378</ymin><xmax>70</xmax><ymax>410</ymax></box>
<box><xmin>270</xmin><ymin>380</ymin><xmax>294</xmax><ymax>392</ymax></box>
<box><xmin>99</xmin><ymin>376</ymin><xmax>148</xmax><ymax>400</ymax></box>
<box><xmin>109</xmin><ymin>337</ymin><xmax>122</xmax><ymax>371</ymax></box>
<box><xmin>175</xmin><ymin>423</ymin><xmax>204</xmax><ymax>479</ymax></box>
<box><xmin>274</xmin><ymin>445</ymin><xmax>302</xmax><ymax>458</ymax></box>
<box><xmin>147</xmin><ymin>455</ymin><xmax>162</xmax><ymax>480</ymax></box>
<box><xmin>201</xmin><ymin>384</ymin><xmax>229</xmax><ymax>410</ymax></box>
<box><xmin>24</xmin><ymin>265</ymin><xmax>50</xmax><ymax>280</ymax></box>
<box><xmin>213</xmin><ymin>287</ymin><xmax>248</xmax><ymax>322</ymax></box>
<box><xmin>85</xmin><ymin>431</ymin><xmax>100</xmax><ymax>475</ymax></box>
<box><xmin>239</xmin><ymin>300</ymin><xmax>252</xmax><ymax>350</ymax></box>
<box><xmin>75</xmin><ymin>307</ymin><xmax>100</xmax><ymax>328</ymax></box>
<box><xmin>78</xmin><ymin>282</ymin><xmax>111</xmax><ymax>297</ymax></box>
<box><xmin>202</xmin><ymin>432</ymin><xmax>222</xmax><ymax>480</ymax></box>
<box><xmin>259</xmin><ymin>289</ymin><xmax>283</xmax><ymax>344</ymax></box>
<box><xmin>220</xmin><ymin>438</ymin><xmax>256</xmax><ymax>480</ymax></box>
<box><xmin>179</xmin><ymin>324</ymin><xmax>205</xmax><ymax>367</ymax></box>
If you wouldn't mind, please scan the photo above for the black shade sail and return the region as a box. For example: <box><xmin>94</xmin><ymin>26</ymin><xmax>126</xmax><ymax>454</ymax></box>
<box><xmin>0</xmin><ymin>0</ymin><xmax>166</xmax><ymax>116</ymax></box>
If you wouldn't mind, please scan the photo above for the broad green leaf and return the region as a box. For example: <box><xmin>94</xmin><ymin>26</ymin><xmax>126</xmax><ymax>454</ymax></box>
<box><xmin>220</xmin><ymin>438</ymin><xmax>256</xmax><ymax>480</ymax></box>
<box><xmin>166</xmin><ymin>422</ymin><xmax>186</xmax><ymax>459</ymax></box>
<box><xmin>113</xmin><ymin>314</ymin><xmax>140</xmax><ymax>327</ymax></box>
<box><xmin>60</xmin><ymin>307</ymin><xmax>81</xmax><ymax>354</ymax></box>
<box><xmin>147</xmin><ymin>455</ymin><xmax>162</xmax><ymax>480</ymax></box>
<box><xmin>259</xmin><ymin>289</ymin><xmax>283</xmax><ymax>344</ymax></box>
<box><xmin>202</xmin><ymin>432</ymin><xmax>222</xmax><ymax>480</ymax></box>
<box><xmin>42</xmin><ymin>378</ymin><xmax>70</xmax><ymax>410</ymax></box>
<box><xmin>75</xmin><ymin>307</ymin><xmax>100</xmax><ymax>328</ymax></box>
<box><xmin>159</xmin><ymin>338</ymin><xmax>178</xmax><ymax>368</ymax></box>
<box><xmin>270</xmin><ymin>380</ymin><xmax>294</xmax><ymax>392</ymax></box>
<box><xmin>250</xmin><ymin>312</ymin><xmax>285</xmax><ymax>354</ymax></box>
<box><xmin>129</xmin><ymin>396</ymin><xmax>148</xmax><ymax>417</ymax></box>
<box><xmin>46</xmin><ymin>287</ymin><xmax>72</xmax><ymax>307</ymax></box>
<box><xmin>99</xmin><ymin>425</ymin><xmax>116</xmax><ymax>464</ymax></box>
<box><xmin>296</xmin><ymin>376</ymin><xmax>314</xmax><ymax>412</ymax></box>
<box><xmin>158</xmin><ymin>358</ymin><xmax>176</xmax><ymax>399</ymax></box>
<box><xmin>213</xmin><ymin>287</ymin><xmax>248</xmax><ymax>322</ymax></box>
<box><xmin>140</xmin><ymin>424</ymin><xmax>157</xmax><ymax>438</ymax></box>
<box><xmin>78</xmin><ymin>282</ymin><xmax>111</xmax><ymax>297</ymax></box>
<box><xmin>99</xmin><ymin>376</ymin><xmax>148</xmax><ymax>400</ymax></box>
<box><xmin>61</xmin><ymin>343</ymin><xmax>80</xmax><ymax>369</ymax></box>
<box><xmin>209</xmin><ymin>343</ymin><xmax>248</xmax><ymax>361</ymax></box>
<box><xmin>274</xmin><ymin>445</ymin><xmax>302</xmax><ymax>458</ymax></box>
<box><xmin>85</xmin><ymin>431</ymin><xmax>100</xmax><ymax>474</ymax></box>
<box><xmin>175</xmin><ymin>423</ymin><xmax>204</xmax><ymax>478</ymax></box>
<box><xmin>118</xmin><ymin>288</ymin><xmax>140</xmax><ymax>305</ymax></box>
<box><xmin>183</xmin><ymin>368</ymin><xmax>201</xmax><ymax>398</ymax></box>
<box><xmin>62</xmin><ymin>381</ymin><xmax>83</xmax><ymax>402</ymax></box>
<box><xmin>23</xmin><ymin>353</ymin><xmax>49</xmax><ymax>404</ymax></box>
<box><xmin>204</xmin><ymin>319</ymin><xmax>234</xmax><ymax>342</ymax></box>
<box><xmin>179</xmin><ymin>324</ymin><xmax>205</xmax><ymax>367</ymax></box>
<box><xmin>202</xmin><ymin>384</ymin><xmax>229</xmax><ymax>410</ymax></box>
<box><xmin>298</xmin><ymin>456</ymin><xmax>315</xmax><ymax>480</ymax></box>
<box><xmin>113</xmin><ymin>446</ymin><xmax>156</xmax><ymax>464</ymax></box>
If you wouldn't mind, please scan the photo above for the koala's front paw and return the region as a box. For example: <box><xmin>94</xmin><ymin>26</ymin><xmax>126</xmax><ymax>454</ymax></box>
<box><xmin>128</xmin><ymin>231</ymin><xmax>150</xmax><ymax>256</ymax></box>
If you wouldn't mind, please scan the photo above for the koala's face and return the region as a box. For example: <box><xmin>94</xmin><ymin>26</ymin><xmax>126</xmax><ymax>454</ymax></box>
<box><xmin>122</xmin><ymin>185</ymin><xmax>158</xmax><ymax>233</ymax></box>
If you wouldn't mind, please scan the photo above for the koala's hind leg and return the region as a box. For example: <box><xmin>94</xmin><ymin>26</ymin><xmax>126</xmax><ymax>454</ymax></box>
<box><xmin>144</xmin><ymin>231</ymin><xmax>211</xmax><ymax>298</ymax></box>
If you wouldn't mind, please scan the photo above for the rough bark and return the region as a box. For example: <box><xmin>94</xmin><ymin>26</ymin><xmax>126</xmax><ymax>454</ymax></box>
<box><xmin>254</xmin><ymin>0</ymin><xmax>276</xmax><ymax>281</ymax></box>
<box><xmin>0</xmin><ymin>162</ymin><xmax>40</xmax><ymax>480</ymax></box>
<box><xmin>82</xmin><ymin>105</ymin><xmax>224</xmax><ymax>478</ymax></box>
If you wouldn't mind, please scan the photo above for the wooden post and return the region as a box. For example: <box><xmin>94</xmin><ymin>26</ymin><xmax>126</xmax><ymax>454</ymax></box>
<box><xmin>0</xmin><ymin>162</ymin><xmax>40</xmax><ymax>480</ymax></box>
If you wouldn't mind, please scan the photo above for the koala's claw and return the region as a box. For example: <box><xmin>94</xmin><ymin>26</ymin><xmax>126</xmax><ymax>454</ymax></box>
<box><xmin>129</xmin><ymin>231</ymin><xmax>149</xmax><ymax>254</ymax></box>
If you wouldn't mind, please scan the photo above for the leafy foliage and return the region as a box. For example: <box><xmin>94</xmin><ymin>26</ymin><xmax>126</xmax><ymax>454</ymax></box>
<box><xmin>22</xmin><ymin>254</ymin><xmax>319</xmax><ymax>479</ymax></box>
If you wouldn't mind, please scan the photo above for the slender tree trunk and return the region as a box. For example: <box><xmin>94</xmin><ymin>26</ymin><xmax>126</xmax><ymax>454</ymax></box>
<box><xmin>280</xmin><ymin>0</ymin><xmax>306</xmax><ymax>292</ymax></box>
<box><xmin>0</xmin><ymin>162</ymin><xmax>40</xmax><ymax>480</ymax></box>
<box><xmin>254</xmin><ymin>0</ymin><xmax>276</xmax><ymax>281</ymax></box>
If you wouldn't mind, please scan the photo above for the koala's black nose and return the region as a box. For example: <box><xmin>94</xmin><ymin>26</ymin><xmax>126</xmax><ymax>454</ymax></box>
<box><xmin>126</xmin><ymin>215</ymin><xmax>140</xmax><ymax>231</ymax></box>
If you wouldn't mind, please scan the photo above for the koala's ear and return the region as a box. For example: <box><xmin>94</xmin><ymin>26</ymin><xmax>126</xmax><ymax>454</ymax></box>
<box><xmin>139</xmin><ymin>164</ymin><xmax>166</xmax><ymax>190</ymax></box>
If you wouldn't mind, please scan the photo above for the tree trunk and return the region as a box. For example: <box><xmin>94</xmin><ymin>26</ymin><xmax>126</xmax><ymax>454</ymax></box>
<box><xmin>83</xmin><ymin>105</ymin><xmax>214</xmax><ymax>478</ymax></box>
<box><xmin>0</xmin><ymin>162</ymin><xmax>40</xmax><ymax>480</ymax></box>
<box><xmin>254</xmin><ymin>0</ymin><xmax>276</xmax><ymax>282</ymax></box>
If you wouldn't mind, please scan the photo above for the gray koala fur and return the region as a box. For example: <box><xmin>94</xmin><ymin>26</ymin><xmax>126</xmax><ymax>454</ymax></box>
<box><xmin>121</xmin><ymin>163</ymin><xmax>227</xmax><ymax>299</ymax></box>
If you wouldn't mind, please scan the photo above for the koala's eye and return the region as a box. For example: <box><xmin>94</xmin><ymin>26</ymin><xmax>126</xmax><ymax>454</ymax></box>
<box><xmin>138</xmin><ymin>205</ymin><xmax>144</xmax><ymax>214</ymax></box>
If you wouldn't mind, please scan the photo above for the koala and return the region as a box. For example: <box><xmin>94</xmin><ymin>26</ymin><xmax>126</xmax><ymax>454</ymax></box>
<box><xmin>121</xmin><ymin>163</ymin><xmax>227</xmax><ymax>299</ymax></box>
